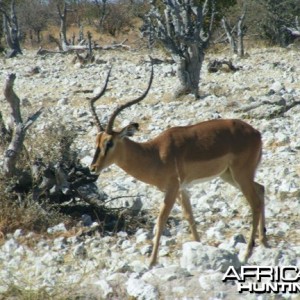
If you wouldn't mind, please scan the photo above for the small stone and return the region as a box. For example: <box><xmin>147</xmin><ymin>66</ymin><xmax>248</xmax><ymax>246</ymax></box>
<box><xmin>73</xmin><ymin>242</ymin><xmax>87</xmax><ymax>258</ymax></box>
<box><xmin>113</xmin><ymin>261</ymin><xmax>131</xmax><ymax>273</ymax></box>
<box><xmin>126</xmin><ymin>278</ymin><xmax>159</xmax><ymax>300</ymax></box>
<box><xmin>140</xmin><ymin>244</ymin><xmax>152</xmax><ymax>255</ymax></box>
<box><xmin>199</xmin><ymin>271</ymin><xmax>224</xmax><ymax>290</ymax></box>
<box><xmin>57</xmin><ymin>97</ymin><xmax>68</xmax><ymax>105</ymax></box>
<box><xmin>2</xmin><ymin>239</ymin><xmax>19</xmax><ymax>253</ymax></box>
<box><xmin>94</xmin><ymin>279</ymin><xmax>113</xmax><ymax>298</ymax></box>
<box><xmin>159</xmin><ymin>246</ymin><xmax>170</xmax><ymax>257</ymax></box>
<box><xmin>81</xmin><ymin>214</ymin><xmax>93</xmax><ymax>227</ymax></box>
<box><xmin>129</xmin><ymin>260</ymin><xmax>148</xmax><ymax>273</ymax></box>
<box><xmin>13</xmin><ymin>229</ymin><xmax>23</xmax><ymax>239</ymax></box>
<box><xmin>136</xmin><ymin>232</ymin><xmax>150</xmax><ymax>244</ymax></box>
<box><xmin>53</xmin><ymin>237</ymin><xmax>67</xmax><ymax>250</ymax></box>
<box><xmin>121</xmin><ymin>240</ymin><xmax>132</xmax><ymax>250</ymax></box>
<box><xmin>80</xmin><ymin>155</ymin><xmax>93</xmax><ymax>166</ymax></box>
<box><xmin>117</xmin><ymin>231</ymin><xmax>128</xmax><ymax>238</ymax></box>
<box><xmin>21</xmin><ymin>98</ymin><xmax>31</xmax><ymax>106</ymax></box>
<box><xmin>269</xmin><ymin>81</ymin><xmax>285</xmax><ymax>94</ymax></box>
<box><xmin>47</xmin><ymin>223</ymin><xmax>67</xmax><ymax>234</ymax></box>
<box><xmin>142</xmin><ymin>266</ymin><xmax>190</xmax><ymax>282</ymax></box>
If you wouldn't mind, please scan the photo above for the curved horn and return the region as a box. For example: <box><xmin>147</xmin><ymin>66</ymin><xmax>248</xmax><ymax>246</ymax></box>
<box><xmin>106</xmin><ymin>59</ymin><xmax>154</xmax><ymax>134</ymax></box>
<box><xmin>89</xmin><ymin>66</ymin><xmax>112</xmax><ymax>132</ymax></box>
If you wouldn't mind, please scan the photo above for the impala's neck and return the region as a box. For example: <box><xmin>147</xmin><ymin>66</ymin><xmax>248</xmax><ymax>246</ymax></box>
<box><xmin>115</xmin><ymin>138</ymin><xmax>161</xmax><ymax>186</ymax></box>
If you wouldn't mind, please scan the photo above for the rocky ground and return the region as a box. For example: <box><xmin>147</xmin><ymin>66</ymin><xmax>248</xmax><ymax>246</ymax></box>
<box><xmin>0</xmin><ymin>46</ymin><xmax>300</xmax><ymax>299</ymax></box>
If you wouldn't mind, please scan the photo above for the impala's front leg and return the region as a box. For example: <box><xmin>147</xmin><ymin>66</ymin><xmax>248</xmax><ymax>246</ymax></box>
<box><xmin>149</xmin><ymin>184</ymin><xmax>179</xmax><ymax>267</ymax></box>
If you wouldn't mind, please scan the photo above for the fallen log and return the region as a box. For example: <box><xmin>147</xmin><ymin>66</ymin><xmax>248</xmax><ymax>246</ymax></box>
<box><xmin>37</xmin><ymin>39</ymin><xmax>130</xmax><ymax>56</ymax></box>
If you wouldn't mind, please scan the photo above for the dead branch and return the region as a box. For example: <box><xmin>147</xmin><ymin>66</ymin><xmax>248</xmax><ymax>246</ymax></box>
<box><xmin>284</xmin><ymin>16</ymin><xmax>300</xmax><ymax>38</ymax></box>
<box><xmin>4</xmin><ymin>74</ymin><xmax>22</xmax><ymax>124</ymax></box>
<box><xmin>207</xmin><ymin>59</ymin><xmax>241</xmax><ymax>73</ymax></box>
<box><xmin>36</xmin><ymin>47</ymin><xmax>65</xmax><ymax>55</ymax></box>
<box><xmin>31</xmin><ymin>157</ymin><xmax>105</xmax><ymax>206</ymax></box>
<box><xmin>100</xmin><ymin>39</ymin><xmax>130</xmax><ymax>50</ymax></box>
<box><xmin>37</xmin><ymin>39</ymin><xmax>130</xmax><ymax>57</ymax></box>
<box><xmin>2</xmin><ymin>73</ymin><xmax>42</xmax><ymax>177</ymax></box>
<box><xmin>234</xmin><ymin>99</ymin><xmax>300</xmax><ymax>119</ymax></box>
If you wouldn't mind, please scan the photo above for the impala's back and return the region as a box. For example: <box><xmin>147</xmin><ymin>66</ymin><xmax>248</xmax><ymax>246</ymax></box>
<box><xmin>151</xmin><ymin>119</ymin><xmax>262</xmax><ymax>188</ymax></box>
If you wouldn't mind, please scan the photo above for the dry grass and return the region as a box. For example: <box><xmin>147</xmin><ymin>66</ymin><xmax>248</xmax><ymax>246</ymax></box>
<box><xmin>0</xmin><ymin>285</ymin><xmax>52</xmax><ymax>300</ymax></box>
<box><xmin>26</xmin><ymin>23</ymin><xmax>144</xmax><ymax>51</ymax></box>
<box><xmin>0</xmin><ymin>123</ymin><xmax>76</xmax><ymax>236</ymax></box>
<box><xmin>0</xmin><ymin>188</ymin><xmax>69</xmax><ymax>236</ymax></box>
<box><xmin>0</xmin><ymin>286</ymin><xmax>128</xmax><ymax>300</ymax></box>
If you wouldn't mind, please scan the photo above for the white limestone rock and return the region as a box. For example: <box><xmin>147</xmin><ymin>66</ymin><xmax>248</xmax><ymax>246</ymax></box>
<box><xmin>126</xmin><ymin>277</ymin><xmax>159</xmax><ymax>300</ymax></box>
<box><xmin>180</xmin><ymin>242</ymin><xmax>241</xmax><ymax>273</ymax></box>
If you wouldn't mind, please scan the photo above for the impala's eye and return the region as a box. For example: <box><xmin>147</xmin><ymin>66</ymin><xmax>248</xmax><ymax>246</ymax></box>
<box><xmin>106</xmin><ymin>140</ymin><xmax>114</xmax><ymax>149</ymax></box>
<box><xmin>104</xmin><ymin>140</ymin><xmax>113</xmax><ymax>155</ymax></box>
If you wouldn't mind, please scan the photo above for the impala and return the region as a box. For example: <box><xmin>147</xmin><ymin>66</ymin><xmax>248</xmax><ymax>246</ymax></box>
<box><xmin>89</xmin><ymin>63</ymin><xmax>268</xmax><ymax>267</ymax></box>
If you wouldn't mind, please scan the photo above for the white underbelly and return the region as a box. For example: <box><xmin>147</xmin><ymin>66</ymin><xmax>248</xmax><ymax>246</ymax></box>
<box><xmin>180</xmin><ymin>167</ymin><xmax>228</xmax><ymax>190</ymax></box>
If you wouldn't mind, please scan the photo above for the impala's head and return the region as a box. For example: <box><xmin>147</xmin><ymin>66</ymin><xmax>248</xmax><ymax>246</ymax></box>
<box><xmin>90</xmin><ymin>122</ymin><xmax>139</xmax><ymax>174</ymax></box>
<box><xmin>89</xmin><ymin>61</ymin><xmax>153</xmax><ymax>175</ymax></box>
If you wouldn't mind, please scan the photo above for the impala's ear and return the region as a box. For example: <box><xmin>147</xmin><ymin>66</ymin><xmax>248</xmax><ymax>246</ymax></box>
<box><xmin>119</xmin><ymin>122</ymin><xmax>139</xmax><ymax>138</ymax></box>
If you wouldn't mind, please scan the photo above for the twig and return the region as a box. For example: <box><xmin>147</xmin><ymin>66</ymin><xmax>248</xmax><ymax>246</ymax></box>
<box><xmin>23</xmin><ymin>107</ymin><xmax>43</xmax><ymax>131</ymax></box>
<box><xmin>104</xmin><ymin>195</ymin><xmax>144</xmax><ymax>204</ymax></box>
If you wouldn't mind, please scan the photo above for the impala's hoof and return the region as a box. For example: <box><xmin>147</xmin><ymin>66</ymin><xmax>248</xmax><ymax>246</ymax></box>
<box><xmin>243</xmin><ymin>244</ymin><xmax>254</xmax><ymax>263</ymax></box>
<box><xmin>260</xmin><ymin>236</ymin><xmax>269</xmax><ymax>248</ymax></box>
<box><xmin>148</xmin><ymin>257</ymin><xmax>157</xmax><ymax>269</ymax></box>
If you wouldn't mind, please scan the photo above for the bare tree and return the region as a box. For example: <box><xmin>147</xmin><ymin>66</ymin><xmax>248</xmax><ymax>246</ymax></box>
<box><xmin>94</xmin><ymin>0</ymin><xmax>108</xmax><ymax>32</ymax></box>
<box><xmin>57</xmin><ymin>1</ymin><xmax>69</xmax><ymax>50</ymax></box>
<box><xmin>143</xmin><ymin>0</ymin><xmax>216</xmax><ymax>99</ymax></box>
<box><xmin>221</xmin><ymin>3</ymin><xmax>247</xmax><ymax>57</ymax></box>
<box><xmin>0</xmin><ymin>0</ymin><xmax>22</xmax><ymax>57</ymax></box>
<box><xmin>2</xmin><ymin>74</ymin><xmax>42</xmax><ymax>177</ymax></box>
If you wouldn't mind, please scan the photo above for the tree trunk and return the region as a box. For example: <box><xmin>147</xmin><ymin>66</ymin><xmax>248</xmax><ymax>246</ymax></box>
<box><xmin>221</xmin><ymin>17</ymin><xmax>237</xmax><ymax>54</ymax></box>
<box><xmin>237</xmin><ymin>4</ymin><xmax>246</xmax><ymax>57</ymax></box>
<box><xmin>0</xmin><ymin>0</ymin><xmax>22</xmax><ymax>57</ymax></box>
<box><xmin>36</xmin><ymin>30</ymin><xmax>42</xmax><ymax>44</ymax></box>
<box><xmin>143</xmin><ymin>0</ymin><xmax>215</xmax><ymax>100</ymax></box>
<box><xmin>175</xmin><ymin>46</ymin><xmax>204</xmax><ymax>99</ymax></box>
<box><xmin>57</xmin><ymin>2</ymin><xmax>69</xmax><ymax>51</ymax></box>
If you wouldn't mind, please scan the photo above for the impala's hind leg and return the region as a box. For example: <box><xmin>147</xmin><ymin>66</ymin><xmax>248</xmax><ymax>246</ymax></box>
<box><xmin>254</xmin><ymin>182</ymin><xmax>268</xmax><ymax>247</ymax></box>
<box><xmin>221</xmin><ymin>168</ymin><xmax>267</xmax><ymax>261</ymax></box>
<box><xmin>179</xmin><ymin>189</ymin><xmax>200</xmax><ymax>241</ymax></box>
